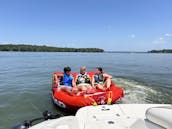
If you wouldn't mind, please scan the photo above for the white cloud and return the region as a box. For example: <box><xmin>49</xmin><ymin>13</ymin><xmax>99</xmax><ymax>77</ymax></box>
<box><xmin>130</xmin><ymin>34</ymin><xmax>136</xmax><ymax>38</ymax></box>
<box><xmin>152</xmin><ymin>33</ymin><xmax>172</xmax><ymax>45</ymax></box>
<box><xmin>164</xmin><ymin>33</ymin><xmax>172</xmax><ymax>37</ymax></box>
<box><xmin>159</xmin><ymin>37</ymin><xmax>163</xmax><ymax>40</ymax></box>
<box><xmin>152</xmin><ymin>38</ymin><xmax>166</xmax><ymax>44</ymax></box>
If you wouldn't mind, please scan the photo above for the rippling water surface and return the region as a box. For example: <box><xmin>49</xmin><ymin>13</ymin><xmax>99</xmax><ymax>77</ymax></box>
<box><xmin>0</xmin><ymin>52</ymin><xmax>172</xmax><ymax>129</ymax></box>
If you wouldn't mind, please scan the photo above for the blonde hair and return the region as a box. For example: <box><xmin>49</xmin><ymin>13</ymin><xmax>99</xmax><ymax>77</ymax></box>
<box><xmin>80</xmin><ymin>66</ymin><xmax>86</xmax><ymax>71</ymax></box>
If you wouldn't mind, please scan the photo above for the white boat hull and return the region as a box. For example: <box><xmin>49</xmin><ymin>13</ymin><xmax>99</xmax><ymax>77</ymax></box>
<box><xmin>29</xmin><ymin>104</ymin><xmax>172</xmax><ymax>129</ymax></box>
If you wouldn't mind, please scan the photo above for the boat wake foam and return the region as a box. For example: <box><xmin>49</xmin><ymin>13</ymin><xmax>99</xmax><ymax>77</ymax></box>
<box><xmin>112</xmin><ymin>77</ymin><xmax>159</xmax><ymax>104</ymax></box>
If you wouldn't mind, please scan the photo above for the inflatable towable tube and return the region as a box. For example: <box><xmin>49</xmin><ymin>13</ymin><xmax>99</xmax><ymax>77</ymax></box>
<box><xmin>52</xmin><ymin>71</ymin><xmax>124</xmax><ymax>111</ymax></box>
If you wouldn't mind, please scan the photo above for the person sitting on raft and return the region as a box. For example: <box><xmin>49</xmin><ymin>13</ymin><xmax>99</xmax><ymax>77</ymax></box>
<box><xmin>92</xmin><ymin>67</ymin><xmax>112</xmax><ymax>91</ymax></box>
<box><xmin>55</xmin><ymin>66</ymin><xmax>77</xmax><ymax>95</ymax></box>
<box><xmin>74</xmin><ymin>66</ymin><xmax>93</xmax><ymax>94</ymax></box>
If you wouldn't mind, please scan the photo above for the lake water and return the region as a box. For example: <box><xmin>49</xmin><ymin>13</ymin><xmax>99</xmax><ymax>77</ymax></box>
<box><xmin>0</xmin><ymin>52</ymin><xmax>172</xmax><ymax>129</ymax></box>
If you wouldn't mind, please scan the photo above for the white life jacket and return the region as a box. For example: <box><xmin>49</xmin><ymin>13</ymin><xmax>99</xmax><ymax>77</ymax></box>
<box><xmin>76</xmin><ymin>73</ymin><xmax>91</xmax><ymax>84</ymax></box>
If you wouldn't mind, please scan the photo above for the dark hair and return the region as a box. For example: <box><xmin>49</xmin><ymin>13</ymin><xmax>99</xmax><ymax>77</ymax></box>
<box><xmin>64</xmin><ymin>66</ymin><xmax>71</xmax><ymax>73</ymax></box>
<box><xmin>97</xmin><ymin>67</ymin><xmax>103</xmax><ymax>73</ymax></box>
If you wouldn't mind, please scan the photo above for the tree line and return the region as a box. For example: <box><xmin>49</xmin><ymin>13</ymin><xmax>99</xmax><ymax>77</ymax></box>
<box><xmin>0</xmin><ymin>44</ymin><xmax>104</xmax><ymax>52</ymax></box>
<box><xmin>148</xmin><ymin>49</ymin><xmax>172</xmax><ymax>53</ymax></box>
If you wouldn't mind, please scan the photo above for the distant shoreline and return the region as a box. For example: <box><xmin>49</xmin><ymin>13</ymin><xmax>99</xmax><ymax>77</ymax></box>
<box><xmin>0</xmin><ymin>44</ymin><xmax>171</xmax><ymax>53</ymax></box>
<box><xmin>105</xmin><ymin>51</ymin><xmax>147</xmax><ymax>53</ymax></box>
<box><xmin>105</xmin><ymin>50</ymin><xmax>172</xmax><ymax>53</ymax></box>
<box><xmin>0</xmin><ymin>44</ymin><xmax>104</xmax><ymax>52</ymax></box>
<box><xmin>148</xmin><ymin>49</ymin><xmax>172</xmax><ymax>53</ymax></box>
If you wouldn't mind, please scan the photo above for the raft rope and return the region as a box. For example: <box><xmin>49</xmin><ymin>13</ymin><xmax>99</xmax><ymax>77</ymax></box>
<box><xmin>84</xmin><ymin>92</ymin><xmax>105</xmax><ymax>97</ymax></box>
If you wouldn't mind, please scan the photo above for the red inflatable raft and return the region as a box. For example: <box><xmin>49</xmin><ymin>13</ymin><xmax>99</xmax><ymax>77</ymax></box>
<box><xmin>52</xmin><ymin>71</ymin><xmax>124</xmax><ymax>111</ymax></box>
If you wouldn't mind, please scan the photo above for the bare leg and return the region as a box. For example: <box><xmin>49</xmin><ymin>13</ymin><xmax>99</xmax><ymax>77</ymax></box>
<box><xmin>60</xmin><ymin>86</ymin><xmax>73</xmax><ymax>96</ymax></box>
<box><xmin>96</xmin><ymin>79</ymin><xmax>111</xmax><ymax>91</ymax></box>
<box><xmin>105</xmin><ymin>78</ymin><xmax>111</xmax><ymax>89</ymax></box>
<box><xmin>72</xmin><ymin>87</ymin><xmax>78</xmax><ymax>94</ymax></box>
<box><xmin>76</xmin><ymin>86</ymin><xmax>87</xmax><ymax>96</ymax></box>
<box><xmin>96</xmin><ymin>84</ymin><xmax>105</xmax><ymax>91</ymax></box>
<box><xmin>86</xmin><ymin>86</ymin><xmax>95</xmax><ymax>94</ymax></box>
<box><xmin>78</xmin><ymin>86</ymin><xmax>87</xmax><ymax>91</ymax></box>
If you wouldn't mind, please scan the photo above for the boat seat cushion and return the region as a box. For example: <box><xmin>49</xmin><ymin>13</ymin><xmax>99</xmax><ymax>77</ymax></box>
<box><xmin>146</xmin><ymin>106</ymin><xmax>172</xmax><ymax>129</ymax></box>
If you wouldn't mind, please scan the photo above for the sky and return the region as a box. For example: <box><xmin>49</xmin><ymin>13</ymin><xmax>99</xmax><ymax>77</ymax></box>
<box><xmin>0</xmin><ymin>0</ymin><xmax>172</xmax><ymax>51</ymax></box>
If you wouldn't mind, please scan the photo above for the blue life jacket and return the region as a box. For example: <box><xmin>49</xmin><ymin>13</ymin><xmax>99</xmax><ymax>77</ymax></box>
<box><xmin>62</xmin><ymin>73</ymin><xmax>73</xmax><ymax>87</ymax></box>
